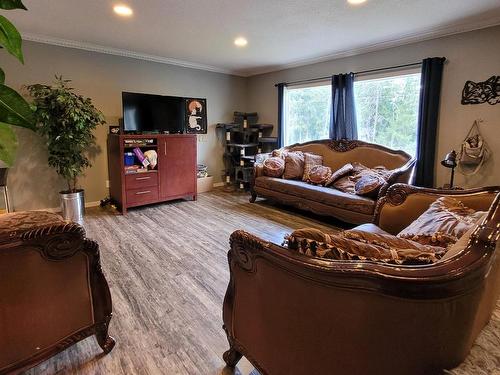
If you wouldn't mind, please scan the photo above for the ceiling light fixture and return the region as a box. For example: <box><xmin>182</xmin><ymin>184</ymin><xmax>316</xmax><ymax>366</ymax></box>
<box><xmin>347</xmin><ymin>0</ymin><xmax>367</xmax><ymax>5</ymax></box>
<box><xmin>113</xmin><ymin>4</ymin><xmax>133</xmax><ymax>17</ymax></box>
<box><xmin>234</xmin><ymin>37</ymin><xmax>248</xmax><ymax>47</ymax></box>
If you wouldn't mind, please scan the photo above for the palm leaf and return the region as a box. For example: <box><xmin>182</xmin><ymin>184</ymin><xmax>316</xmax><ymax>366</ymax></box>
<box><xmin>0</xmin><ymin>14</ymin><xmax>24</xmax><ymax>63</ymax></box>
<box><xmin>0</xmin><ymin>84</ymin><xmax>34</xmax><ymax>129</ymax></box>
<box><xmin>0</xmin><ymin>0</ymin><xmax>27</xmax><ymax>10</ymax></box>
<box><xmin>0</xmin><ymin>122</ymin><xmax>18</xmax><ymax>167</ymax></box>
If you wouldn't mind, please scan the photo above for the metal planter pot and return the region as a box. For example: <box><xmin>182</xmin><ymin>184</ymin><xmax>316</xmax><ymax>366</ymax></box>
<box><xmin>60</xmin><ymin>189</ymin><xmax>85</xmax><ymax>223</ymax></box>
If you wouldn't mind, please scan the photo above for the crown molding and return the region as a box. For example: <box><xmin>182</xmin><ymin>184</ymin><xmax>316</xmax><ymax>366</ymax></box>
<box><xmin>23</xmin><ymin>17</ymin><xmax>500</xmax><ymax>78</ymax></box>
<box><xmin>243</xmin><ymin>18</ymin><xmax>500</xmax><ymax>76</ymax></box>
<box><xmin>22</xmin><ymin>33</ymin><xmax>244</xmax><ymax>77</ymax></box>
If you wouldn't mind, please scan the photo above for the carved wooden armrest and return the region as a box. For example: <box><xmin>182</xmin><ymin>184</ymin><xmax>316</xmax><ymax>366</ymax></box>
<box><xmin>377</xmin><ymin>157</ymin><xmax>416</xmax><ymax>199</ymax></box>
<box><xmin>374</xmin><ymin>183</ymin><xmax>500</xmax><ymax>234</ymax></box>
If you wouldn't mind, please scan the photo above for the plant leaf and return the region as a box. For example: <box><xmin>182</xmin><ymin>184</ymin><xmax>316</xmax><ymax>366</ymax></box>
<box><xmin>0</xmin><ymin>122</ymin><xmax>18</xmax><ymax>167</ymax></box>
<box><xmin>0</xmin><ymin>84</ymin><xmax>34</xmax><ymax>129</ymax></box>
<box><xmin>0</xmin><ymin>67</ymin><xmax>4</xmax><ymax>84</ymax></box>
<box><xmin>0</xmin><ymin>15</ymin><xmax>24</xmax><ymax>63</ymax></box>
<box><xmin>0</xmin><ymin>0</ymin><xmax>27</xmax><ymax>10</ymax></box>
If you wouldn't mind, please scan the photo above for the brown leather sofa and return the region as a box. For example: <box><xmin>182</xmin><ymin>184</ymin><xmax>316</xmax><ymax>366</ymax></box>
<box><xmin>0</xmin><ymin>211</ymin><xmax>115</xmax><ymax>374</ymax></box>
<box><xmin>223</xmin><ymin>184</ymin><xmax>500</xmax><ymax>375</ymax></box>
<box><xmin>250</xmin><ymin>139</ymin><xmax>415</xmax><ymax>224</ymax></box>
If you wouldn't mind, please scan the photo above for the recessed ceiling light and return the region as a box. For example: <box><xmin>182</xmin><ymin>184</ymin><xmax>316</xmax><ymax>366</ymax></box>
<box><xmin>113</xmin><ymin>4</ymin><xmax>133</xmax><ymax>17</ymax></box>
<box><xmin>234</xmin><ymin>37</ymin><xmax>248</xmax><ymax>47</ymax></box>
<box><xmin>348</xmin><ymin>0</ymin><xmax>367</xmax><ymax>5</ymax></box>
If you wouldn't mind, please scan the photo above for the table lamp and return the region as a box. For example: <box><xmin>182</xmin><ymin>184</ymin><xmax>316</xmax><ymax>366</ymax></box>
<box><xmin>441</xmin><ymin>150</ymin><xmax>457</xmax><ymax>189</ymax></box>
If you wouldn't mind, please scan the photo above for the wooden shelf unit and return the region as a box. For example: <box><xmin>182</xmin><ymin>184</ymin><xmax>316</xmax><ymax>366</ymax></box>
<box><xmin>107</xmin><ymin>134</ymin><xmax>197</xmax><ymax>214</ymax></box>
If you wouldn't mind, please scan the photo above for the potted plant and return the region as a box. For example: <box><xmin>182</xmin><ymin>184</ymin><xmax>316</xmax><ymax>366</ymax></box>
<box><xmin>0</xmin><ymin>1</ymin><xmax>35</xmax><ymax>211</ymax></box>
<box><xmin>27</xmin><ymin>77</ymin><xmax>105</xmax><ymax>222</ymax></box>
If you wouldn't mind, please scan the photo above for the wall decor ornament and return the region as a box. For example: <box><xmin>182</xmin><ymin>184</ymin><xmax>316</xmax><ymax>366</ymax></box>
<box><xmin>184</xmin><ymin>98</ymin><xmax>207</xmax><ymax>134</ymax></box>
<box><xmin>461</xmin><ymin>75</ymin><xmax>500</xmax><ymax>105</ymax></box>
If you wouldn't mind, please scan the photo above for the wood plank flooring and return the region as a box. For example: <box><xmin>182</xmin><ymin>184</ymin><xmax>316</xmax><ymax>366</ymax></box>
<box><xmin>24</xmin><ymin>190</ymin><xmax>341</xmax><ymax>375</ymax></box>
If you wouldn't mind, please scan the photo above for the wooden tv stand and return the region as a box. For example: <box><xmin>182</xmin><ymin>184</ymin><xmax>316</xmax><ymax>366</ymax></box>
<box><xmin>107</xmin><ymin>134</ymin><xmax>197</xmax><ymax>214</ymax></box>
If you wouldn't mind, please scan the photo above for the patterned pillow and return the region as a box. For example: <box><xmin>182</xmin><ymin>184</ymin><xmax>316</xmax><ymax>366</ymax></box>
<box><xmin>325</xmin><ymin>163</ymin><xmax>354</xmax><ymax>186</ymax></box>
<box><xmin>302</xmin><ymin>153</ymin><xmax>323</xmax><ymax>181</ymax></box>
<box><xmin>397</xmin><ymin>197</ymin><xmax>487</xmax><ymax>248</ymax></box>
<box><xmin>284</xmin><ymin>228</ymin><xmax>443</xmax><ymax>265</ymax></box>
<box><xmin>283</xmin><ymin>151</ymin><xmax>305</xmax><ymax>180</ymax></box>
<box><xmin>354</xmin><ymin>174</ymin><xmax>386</xmax><ymax>197</ymax></box>
<box><xmin>333</xmin><ymin>163</ymin><xmax>390</xmax><ymax>194</ymax></box>
<box><xmin>307</xmin><ymin>165</ymin><xmax>333</xmax><ymax>185</ymax></box>
<box><xmin>262</xmin><ymin>157</ymin><xmax>285</xmax><ymax>178</ymax></box>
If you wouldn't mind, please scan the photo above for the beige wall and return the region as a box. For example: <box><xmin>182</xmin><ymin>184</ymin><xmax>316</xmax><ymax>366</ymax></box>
<box><xmin>3</xmin><ymin>41</ymin><xmax>247</xmax><ymax>210</ymax></box>
<box><xmin>247</xmin><ymin>25</ymin><xmax>500</xmax><ymax>189</ymax></box>
<box><xmin>3</xmin><ymin>26</ymin><xmax>500</xmax><ymax>211</ymax></box>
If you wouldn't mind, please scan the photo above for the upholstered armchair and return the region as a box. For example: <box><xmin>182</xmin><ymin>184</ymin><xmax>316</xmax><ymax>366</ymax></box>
<box><xmin>222</xmin><ymin>185</ymin><xmax>500</xmax><ymax>375</ymax></box>
<box><xmin>0</xmin><ymin>211</ymin><xmax>115</xmax><ymax>374</ymax></box>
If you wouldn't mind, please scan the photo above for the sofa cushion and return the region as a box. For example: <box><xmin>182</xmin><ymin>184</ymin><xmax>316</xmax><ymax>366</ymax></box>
<box><xmin>263</xmin><ymin>157</ymin><xmax>285</xmax><ymax>178</ymax></box>
<box><xmin>255</xmin><ymin>177</ymin><xmax>376</xmax><ymax>215</ymax></box>
<box><xmin>441</xmin><ymin>212</ymin><xmax>487</xmax><ymax>261</ymax></box>
<box><xmin>352</xmin><ymin>223</ymin><xmax>392</xmax><ymax>236</ymax></box>
<box><xmin>302</xmin><ymin>153</ymin><xmax>323</xmax><ymax>181</ymax></box>
<box><xmin>283</xmin><ymin>151</ymin><xmax>305</xmax><ymax>180</ymax></box>
<box><xmin>354</xmin><ymin>174</ymin><xmax>386</xmax><ymax>198</ymax></box>
<box><xmin>398</xmin><ymin>196</ymin><xmax>486</xmax><ymax>248</ymax></box>
<box><xmin>307</xmin><ymin>165</ymin><xmax>333</xmax><ymax>185</ymax></box>
<box><xmin>325</xmin><ymin>163</ymin><xmax>354</xmax><ymax>186</ymax></box>
<box><xmin>285</xmin><ymin>228</ymin><xmax>443</xmax><ymax>265</ymax></box>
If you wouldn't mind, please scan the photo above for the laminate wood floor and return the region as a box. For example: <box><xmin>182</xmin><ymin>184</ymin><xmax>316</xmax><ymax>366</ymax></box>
<box><xmin>24</xmin><ymin>190</ymin><xmax>342</xmax><ymax>375</ymax></box>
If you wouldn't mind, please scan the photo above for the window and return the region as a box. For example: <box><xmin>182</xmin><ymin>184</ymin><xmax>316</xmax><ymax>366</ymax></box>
<box><xmin>283</xmin><ymin>82</ymin><xmax>331</xmax><ymax>146</ymax></box>
<box><xmin>354</xmin><ymin>72</ymin><xmax>421</xmax><ymax>156</ymax></box>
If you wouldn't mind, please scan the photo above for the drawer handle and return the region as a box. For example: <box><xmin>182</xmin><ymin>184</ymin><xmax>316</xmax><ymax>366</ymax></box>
<box><xmin>135</xmin><ymin>176</ymin><xmax>151</xmax><ymax>180</ymax></box>
<box><xmin>135</xmin><ymin>190</ymin><xmax>151</xmax><ymax>195</ymax></box>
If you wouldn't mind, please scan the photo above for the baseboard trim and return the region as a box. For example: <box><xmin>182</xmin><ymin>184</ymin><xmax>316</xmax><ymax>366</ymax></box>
<box><xmin>34</xmin><ymin>201</ymin><xmax>101</xmax><ymax>214</ymax></box>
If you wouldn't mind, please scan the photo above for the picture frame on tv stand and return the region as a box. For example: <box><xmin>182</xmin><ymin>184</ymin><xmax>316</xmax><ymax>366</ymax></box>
<box><xmin>184</xmin><ymin>98</ymin><xmax>207</xmax><ymax>134</ymax></box>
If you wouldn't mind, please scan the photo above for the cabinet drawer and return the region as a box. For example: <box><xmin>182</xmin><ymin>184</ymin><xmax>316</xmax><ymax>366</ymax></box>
<box><xmin>126</xmin><ymin>187</ymin><xmax>159</xmax><ymax>206</ymax></box>
<box><xmin>125</xmin><ymin>173</ymin><xmax>158</xmax><ymax>189</ymax></box>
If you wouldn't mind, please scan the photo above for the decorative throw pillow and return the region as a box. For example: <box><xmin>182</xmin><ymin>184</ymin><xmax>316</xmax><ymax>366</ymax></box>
<box><xmin>307</xmin><ymin>165</ymin><xmax>333</xmax><ymax>185</ymax></box>
<box><xmin>354</xmin><ymin>174</ymin><xmax>386</xmax><ymax>198</ymax></box>
<box><xmin>284</xmin><ymin>228</ymin><xmax>443</xmax><ymax>265</ymax></box>
<box><xmin>333</xmin><ymin>163</ymin><xmax>390</xmax><ymax>194</ymax></box>
<box><xmin>397</xmin><ymin>197</ymin><xmax>487</xmax><ymax>248</ymax></box>
<box><xmin>302</xmin><ymin>153</ymin><xmax>323</xmax><ymax>181</ymax></box>
<box><xmin>272</xmin><ymin>148</ymin><xmax>287</xmax><ymax>159</ymax></box>
<box><xmin>262</xmin><ymin>157</ymin><xmax>285</xmax><ymax>178</ymax></box>
<box><xmin>325</xmin><ymin>163</ymin><xmax>354</xmax><ymax>186</ymax></box>
<box><xmin>283</xmin><ymin>151</ymin><xmax>305</xmax><ymax>180</ymax></box>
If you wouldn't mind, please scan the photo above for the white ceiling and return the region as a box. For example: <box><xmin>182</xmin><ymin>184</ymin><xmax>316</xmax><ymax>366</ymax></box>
<box><xmin>8</xmin><ymin>0</ymin><xmax>500</xmax><ymax>76</ymax></box>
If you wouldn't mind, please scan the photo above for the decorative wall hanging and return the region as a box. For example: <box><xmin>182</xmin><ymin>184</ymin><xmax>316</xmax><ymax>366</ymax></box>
<box><xmin>457</xmin><ymin>120</ymin><xmax>490</xmax><ymax>176</ymax></box>
<box><xmin>184</xmin><ymin>98</ymin><xmax>207</xmax><ymax>134</ymax></box>
<box><xmin>461</xmin><ymin>75</ymin><xmax>500</xmax><ymax>105</ymax></box>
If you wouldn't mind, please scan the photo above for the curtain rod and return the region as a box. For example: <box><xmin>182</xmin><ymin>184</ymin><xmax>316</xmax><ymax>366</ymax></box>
<box><xmin>274</xmin><ymin>61</ymin><xmax>423</xmax><ymax>87</ymax></box>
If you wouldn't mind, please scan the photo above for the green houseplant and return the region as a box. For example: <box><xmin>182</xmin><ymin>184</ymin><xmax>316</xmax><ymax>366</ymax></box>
<box><xmin>0</xmin><ymin>0</ymin><xmax>35</xmax><ymax>210</ymax></box>
<box><xmin>27</xmin><ymin>77</ymin><xmax>105</xmax><ymax>222</ymax></box>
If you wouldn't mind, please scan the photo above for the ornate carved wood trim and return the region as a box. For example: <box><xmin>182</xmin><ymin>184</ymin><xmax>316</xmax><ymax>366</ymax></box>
<box><xmin>373</xmin><ymin>184</ymin><xmax>500</xmax><ymax>225</ymax></box>
<box><xmin>0</xmin><ymin>221</ymin><xmax>115</xmax><ymax>374</ymax></box>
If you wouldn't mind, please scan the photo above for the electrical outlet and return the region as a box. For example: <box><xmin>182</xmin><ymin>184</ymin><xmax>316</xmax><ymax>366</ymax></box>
<box><xmin>106</xmin><ymin>180</ymin><xmax>110</xmax><ymax>188</ymax></box>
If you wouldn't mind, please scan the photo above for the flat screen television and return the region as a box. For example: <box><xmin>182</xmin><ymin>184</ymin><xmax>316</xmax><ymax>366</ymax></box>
<box><xmin>122</xmin><ymin>92</ymin><xmax>184</xmax><ymax>133</ymax></box>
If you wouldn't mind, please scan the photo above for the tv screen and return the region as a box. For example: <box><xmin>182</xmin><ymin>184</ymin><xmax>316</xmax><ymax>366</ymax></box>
<box><xmin>122</xmin><ymin>92</ymin><xmax>184</xmax><ymax>133</ymax></box>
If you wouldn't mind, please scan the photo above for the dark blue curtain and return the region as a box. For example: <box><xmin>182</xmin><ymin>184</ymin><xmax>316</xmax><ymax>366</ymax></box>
<box><xmin>276</xmin><ymin>83</ymin><xmax>286</xmax><ymax>147</ymax></box>
<box><xmin>330</xmin><ymin>73</ymin><xmax>357</xmax><ymax>140</ymax></box>
<box><xmin>414</xmin><ymin>57</ymin><xmax>446</xmax><ymax>187</ymax></box>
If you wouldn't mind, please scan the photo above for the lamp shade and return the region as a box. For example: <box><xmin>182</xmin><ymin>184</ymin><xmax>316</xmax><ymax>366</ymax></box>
<box><xmin>441</xmin><ymin>150</ymin><xmax>457</xmax><ymax>168</ymax></box>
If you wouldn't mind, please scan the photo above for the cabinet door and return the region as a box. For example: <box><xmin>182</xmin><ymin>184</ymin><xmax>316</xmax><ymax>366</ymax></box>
<box><xmin>159</xmin><ymin>136</ymin><xmax>196</xmax><ymax>199</ymax></box>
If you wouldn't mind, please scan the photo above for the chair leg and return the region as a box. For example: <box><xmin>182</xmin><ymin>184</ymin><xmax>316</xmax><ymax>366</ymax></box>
<box><xmin>95</xmin><ymin>319</ymin><xmax>116</xmax><ymax>354</ymax></box>
<box><xmin>223</xmin><ymin>346</ymin><xmax>243</xmax><ymax>368</ymax></box>
<box><xmin>249</xmin><ymin>191</ymin><xmax>257</xmax><ymax>203</ymax></box>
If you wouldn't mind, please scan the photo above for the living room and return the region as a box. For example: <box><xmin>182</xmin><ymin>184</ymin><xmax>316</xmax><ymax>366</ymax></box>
<box><xmin>1</xmin><ymin>1</ymin><xmax>499</xmax><ymax>374</ymax></box>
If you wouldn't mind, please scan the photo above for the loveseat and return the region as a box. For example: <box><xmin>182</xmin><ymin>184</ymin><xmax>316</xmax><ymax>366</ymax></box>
<box><xmin>250</xmin><ymin>139</ymin><xmax>415</xmax><ymax>224</ymax></box>
<box><xmin>223</xmin><ymin>184</ymin><xmax>500</xmax><ymax>375</ymax></box>
<box><xmin>0</xmin><ymin>211</ymin><xmax>115</xmax><ymax>374</ymax></box>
